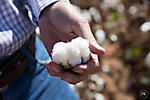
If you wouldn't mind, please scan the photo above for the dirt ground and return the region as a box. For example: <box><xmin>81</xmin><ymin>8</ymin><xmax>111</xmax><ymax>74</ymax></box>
<box><xmin>70</xmin><ymin>0</ymin><xmax>150</xmax><ymax>100</ymax></box>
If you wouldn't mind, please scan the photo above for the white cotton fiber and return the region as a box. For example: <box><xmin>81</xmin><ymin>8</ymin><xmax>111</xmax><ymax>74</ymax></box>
<box><xmin>51</xmin><ymin>37</ymin><xmax>91</xmax><ymax>68</ymax></box>
<box><xmin>65</xmin><ymin>42</ymin><xmax>82</xmax><ymax>66</ymax></box>
<box><xmin>71</xmin><ymin>37</ymin><xmax>90</xmax><ymax>63</ymax></box>
<box><xmin>52</xmin><ymin>42</ymin><xmax>68</xmax><ymax>66</ymax></box>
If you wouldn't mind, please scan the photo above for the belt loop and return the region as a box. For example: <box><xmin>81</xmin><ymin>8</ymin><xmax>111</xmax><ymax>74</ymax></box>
<box><xmin>19</xmin><ymin>47</ymin><xmax>35</xmax><ymax>71</ymax></box>
<box><xmin>0</xmin><ymin>33</ymin><xmax>36</xmax><ymax>88</ymax></box>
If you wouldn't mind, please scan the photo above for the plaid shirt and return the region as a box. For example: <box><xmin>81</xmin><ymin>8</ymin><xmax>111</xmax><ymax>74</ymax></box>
<box><xmin>0</xmin><ymin>0</ymin><xmax>70</xmax><ymax>59</ymax></box>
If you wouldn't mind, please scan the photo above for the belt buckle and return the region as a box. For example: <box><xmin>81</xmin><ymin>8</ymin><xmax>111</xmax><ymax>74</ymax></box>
<box><xmin>0</xmin><ymin>85</ymin><xmax>7</xmax><ymax>93</ymax></box>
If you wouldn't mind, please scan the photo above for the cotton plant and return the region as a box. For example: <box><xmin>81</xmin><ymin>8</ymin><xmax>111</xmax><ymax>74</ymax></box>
<box><xmin>90</xmin><ymin>74</ymin><xmax>105</xmax><ymax>91</ymax></box>
<box><xmin>94</xmin><ymin>29</ymin><xmax>106</xmax><ymax>44</ymax></box>
<box><xmin>81</xmin><ymin>9</ymin><xmax>92</xmax><ymax>22</ymax></box>
<box><xmin>51</xmin><ymin>37</ymin><xmax>91</xmax><ymax>69</ymax></box>
<box><xmin>94</xmin><ymin>93</ymin><xmax>105</xmax><ymax>100</ymax></box>
<box><xmin>140</xmin><ymin>21</ymin><xmax>150</xmax><ymax>32</ymax></box>
<box><xmin>109</xmin><ymin>33</ymin><xmax>118</xmax><ymax>42</ymax></box>
<box><xmin>89</xmin><ymin>7</ymin><xmax>102</xmax><ymax>23</ymax></box>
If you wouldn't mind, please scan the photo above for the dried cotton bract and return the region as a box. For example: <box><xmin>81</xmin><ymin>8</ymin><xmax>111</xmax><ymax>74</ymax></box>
<box><xmin>52</xmin><ymin>37</ymin><xmax>90</xmax><ymax>69</ymax></box>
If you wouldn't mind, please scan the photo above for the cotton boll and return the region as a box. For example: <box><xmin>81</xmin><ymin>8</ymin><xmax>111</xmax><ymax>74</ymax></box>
<box><xmin>90</xmin><ymin>74</ymin><xmax>99</xmax><ymax>82</ymax></box>
<box><xmin>93</xmin><ymin>13</ymin><xmax>102</xmax><ymax>23</ymax></box>
<box><xmin>71</xmin><ymin>37</ymin><xmax>90</xmax><ymax>63</ymax></box>
<box><xmin>96</xmin><ymin>78</ymin><xmax>105</xmax><ymax>91</ymax></box>
<box><xmin>81</xmin><ymin>49</ymin><xmax>90</xmax><ymax>63</ymax></box>
<box><xmin>52</xmin><ymin>37</ymin><xmax>91</xmax><ymax>69</ymax></box>
<box><xmin>85</xmin><ymin>88</ymin><xmax>95</xmax><ymax>100</ymax></box>
<box><xmin>94</xmin><ymin>93</ymin><xmax>105</xmax><ymax>100</ymax></box>
<box><xmin>117</xmin><ymin>4</ymin><xmax>125</xmax><ymax>13</ymax></box>
<box><xmin>73</xmin><ymin>5</ymin><xmax>81</xmax><ymax>13</ymax></box>
<box><xmin>52</xmin><ymin>42</ymin><xmax>68</xmax><ymax>66</ymax></box>
<box><xmin>100</xmin><ymin>0</ymin><xmax>118</xmax><ymax>9</ymax></box>
<box><xmin>101</xmin><ymin>65</ymin><xmax>109</xmax><ymax>73</ymax></box>
<box><xmin>89</xmin><ymin>7</ymin><xmax>102</xmax><ymax>22</ymax></box>
<box><xmin>68</xmin><ymin>53</ymin><xmax>81</xmax><ymax>66</ymax></box>
<box><xmin>52</xmin><ymin>42</ymin><xmax>65</xmax><ymax>52</ymax></box>
<box><xmin>129</xmin><ymin>6</ymin><xmax>137</xmax><ymax>14</ymax></box>
<box><xmin>71</xmin><ymin>37</ymin><xmax>89</xmax><ymax>49</ymax></box>
<box><xmin>76</xmin><ymin>81</ymin><xmax>87</xmax><ymax>88</ymax></box>
<box><xmin>95</xmin><ymin>29</ymin><xmax>106</xmax><ymax>44</ymax></box>
<box><xmin>89</xmin><ymin>7</ymin><xmax>98</xmax><ymax>16</ymax></box>
<box><xmin>140</xmin><ymin>21</ymin><xmax>150</xmax><ymax>32</ymax></box>
<box><xmin>90</xmin><ymin>74</ymin><xmax>105</xmax><ymax>91</ymax></box>
<box><xmin>66</xmin><ymin>43</ymin><xmax>82</xmax><ymax>66</ymax></box>
<box><xmin>81</xmin><ymin>9</ymin><xmax>92</xmax><ymax>22</ymax></box>
<box><xmin>51</xmin><ymin>52</ymin><xmax>62</xmax><ymax>64</ymax></box>
<box><xmin>109</xmin><ymin>34</ymin><xmax>118</xmax><ymax>42</ymax></box>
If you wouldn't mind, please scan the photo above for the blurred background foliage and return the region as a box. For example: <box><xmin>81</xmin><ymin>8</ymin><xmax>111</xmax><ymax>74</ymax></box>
<box><xmin>69</xmin><ymin>0</ymin><xmax>150</xmax><ymax>100</ymax></box>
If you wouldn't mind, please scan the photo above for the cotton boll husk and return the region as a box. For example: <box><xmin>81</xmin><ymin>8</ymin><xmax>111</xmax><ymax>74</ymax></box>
<box><xmin>71</xmin><ymin>37</ymin><xmax>90</xmax><ymax>63</ymax></box>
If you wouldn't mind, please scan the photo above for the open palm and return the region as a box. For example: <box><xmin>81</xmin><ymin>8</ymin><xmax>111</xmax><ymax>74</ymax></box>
<box><xmin>38</xmin><ymin>1</ymin><xmax>105</xmax><ymax>84</ymax></box>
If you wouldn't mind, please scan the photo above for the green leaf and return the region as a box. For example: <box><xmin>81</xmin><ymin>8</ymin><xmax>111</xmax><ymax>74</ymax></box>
<box><xmin>110</xmin><ymin>10</ymin><xmax>122</xmax><ymax>19</ymax></box>
<box><xmin>125</xmin><ymin>47</ymin><xmax>143</xmax><ymax>60</ymax></box>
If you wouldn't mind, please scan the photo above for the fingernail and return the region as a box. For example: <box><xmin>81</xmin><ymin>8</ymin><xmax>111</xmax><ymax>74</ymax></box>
<box><xmin>99</xmin><ymin>46</ymin><xmax>105</xmax><ymax>52</ymax></box>
<box><xmin>65</xmin><ymin>77</ymin><xmax>72</xmax><ymax>82</ymax></box>
<box><xmin>52</xmin><ymin>67</ymin><xmax>60</xmax><ymax>73</ymax></box>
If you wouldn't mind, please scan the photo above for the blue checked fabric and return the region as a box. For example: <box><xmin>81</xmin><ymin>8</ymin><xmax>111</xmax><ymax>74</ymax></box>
<box><xmin>0</xmin><ymin>0</ymin><xmax>70</xmax><ymax>59</ymax></box>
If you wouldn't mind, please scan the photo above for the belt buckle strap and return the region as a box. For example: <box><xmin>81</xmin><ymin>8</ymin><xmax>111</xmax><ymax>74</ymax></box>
<box><xmin>0</xmin><ymin>33</ymin><xmax>35</xmax><ymax>89</ymax></box>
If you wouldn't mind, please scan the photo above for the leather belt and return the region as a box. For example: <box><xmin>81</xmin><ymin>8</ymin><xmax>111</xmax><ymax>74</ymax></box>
<box><xmin>0</xmin><ymin>33</ymin><xmax>35</xmax><ymax>91</ymax></box>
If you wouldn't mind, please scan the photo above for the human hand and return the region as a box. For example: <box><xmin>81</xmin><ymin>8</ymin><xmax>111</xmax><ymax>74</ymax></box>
<box><xmin>38</xmin><ymin>0</ymin><xmax>105</xmax><ymax>84</ymax></box>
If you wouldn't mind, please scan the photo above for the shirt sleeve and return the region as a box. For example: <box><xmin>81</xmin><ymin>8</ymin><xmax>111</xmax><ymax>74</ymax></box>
<box><xmin>0</xmin><ymin>0</ymin><xmax>36</xmax><ymax>59</ymax></box>
<box><xmin>25</xmin><ymin>0</ymin><xmax>70</xmax><ymax>26</ymax></box>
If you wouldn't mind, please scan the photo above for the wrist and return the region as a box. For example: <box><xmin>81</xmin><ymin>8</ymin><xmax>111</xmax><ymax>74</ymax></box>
<box><xmin>39</xmin><ymin>0</ymin><xmax>69</xmax><ymax>19</ymax></box>
<box><xmin>39</xmin><ymin>2</ymin><xmax>57</xmax><ymax>19</ymax></box>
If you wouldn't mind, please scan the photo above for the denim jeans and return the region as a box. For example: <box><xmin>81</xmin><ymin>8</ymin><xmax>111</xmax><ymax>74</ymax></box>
<box><xmin>1</xmin><ymin>36</ymin><xmax>79</xmax><ymax>100</ymax></box>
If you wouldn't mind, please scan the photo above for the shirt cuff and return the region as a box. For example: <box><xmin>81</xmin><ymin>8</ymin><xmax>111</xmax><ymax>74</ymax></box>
<box><xmin>29</xmin><ymin>0</ymin><xmax>70</xmax><ymax>22</ymax></box>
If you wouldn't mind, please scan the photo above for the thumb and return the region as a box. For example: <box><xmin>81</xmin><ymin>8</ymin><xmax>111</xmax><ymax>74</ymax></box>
<box><xmin>89</xmin><ymin>41</ymin><xmax>105</xmax><ymax>55</ymax></box>
<box><xmin>69</xmin><ymin>7</ymin><xmax>105</xmax><ymax>55</ymax></box>
<box><xmin>71</xmin><ymin>20</ymin><xmax>105</xmax><ymax>55</ymax></box>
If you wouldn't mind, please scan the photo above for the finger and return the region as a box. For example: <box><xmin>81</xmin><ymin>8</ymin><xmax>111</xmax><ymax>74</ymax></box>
<box><xmin>60</xmin><ymin>72</ymin><xmax>88</xmax><ymax>84</ymax></box>
<box><xmin>89</xmin><ymin>42</ymin><xmax>105</xmax><ymax>55</ymax></box>
<box><xmin>71</xmin><ymin>15</ymin><xmax>105</xmax><ymax>55</ymax></box>
<box><xmin>46</xmin><ymin>61</ymin><xmax>64</xmax><ymax>77</ymax></box>
<box><xmin>73</xmin><ymin>53</ymin><xmax>99</xmax><ymax>75</ymax></box>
